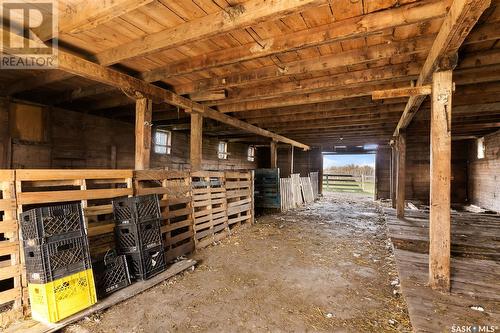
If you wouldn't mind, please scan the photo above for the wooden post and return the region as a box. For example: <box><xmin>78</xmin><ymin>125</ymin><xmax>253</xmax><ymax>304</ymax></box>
<box><xmin>270</xmin><ymin>140</ymin><xmax>278</xmax><ymax>168</ymax></box>
<box><xmin>135</xmin><ymin>97</ymin><xmax>152</xmax><ymax>170</ymax></box>
<box><xmin>391</xmin><ymin>144</ymin><xmax>397</xmax><ymax>208</ymax></box>
<box><xmin>429</xmin><ymin>70</ymin><xmax>452</xmax><ymax>291</ymax></box>
<box><xmin>190</xmin><ymin>112</ymin><xmax>203</xmax><ymax>171</ymax></box>
<box><xmin>396</xmin><ymin>131</ymin><xmax>406</xmax><ymax>218</ymax></box>
<box><xmin>290</xmin><ymin>145</ymin><xmax>294</xmax><ymax>175</ymax></box>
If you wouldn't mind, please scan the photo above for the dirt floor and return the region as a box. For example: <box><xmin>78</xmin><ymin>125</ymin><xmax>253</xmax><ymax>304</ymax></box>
<box><xmin>69</xmin><ymin>192</ymin><xmax>412</xmax><ymax>333</ymax></box>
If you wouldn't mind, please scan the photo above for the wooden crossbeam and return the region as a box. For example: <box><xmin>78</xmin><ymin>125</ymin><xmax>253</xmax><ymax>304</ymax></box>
<box><xmin>392</xmin><ymin>0</ymin><xmax>491</xmax><ymax>137</ymax></box>
<box><xmin>94</xmin><ymin>0</ymin><xmax>324</xmax><ymax>66</ymax></box>
<box><xmin>9</xmin><ymin>0</ymin><xmax>448</xmax><ymax>98</ymax></box>
<box><xmin>140</xmin><ymin>0</ymin><xmax>449</xmax><ymax>83</ymax></box>
<box><xmin>372</xmin><ymin>86</ymin><xmax>432</xmax><ymax>100</ymax></box>
<box><xmin>176</xmin><ymin>37</ymin><xmax>434</xmax><ymax>95</ymax></box>
<box><xmin>35</xmin><ymin>0</ymin><xmax>154</xmax><ymax>40</ymax></box>
<box><xmin>0</xmin><ymin>29</ymin><xmax>309</xmax><ymax>150</ymax></box>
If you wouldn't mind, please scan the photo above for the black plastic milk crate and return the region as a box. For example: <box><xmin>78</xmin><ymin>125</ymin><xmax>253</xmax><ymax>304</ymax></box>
<box><xmin>125</xmin><ymin>245</ymin><xmax>166</xmax><ymax>280</ymax></box>
<box><xmin>93</xmin><ymin>252</ymin><xmax>131</xmax><ymax>298</ymax></box>
<box><xmin>24</xmin><ymin>236</ymin><xmax>92</xmax><ymax>283</ymax></box>
<box><xmin>115</xmin><ymin>218</ymin><xmax>163</xmax><ymax>254</ymax></box>
<box><xmin>20</xmin><ymin>203</ymin><xmax>85</xmax><ymax>245</ymax></box>
<box><xmin>113</xmin><ymin>195</ymin><xmax>161</xmax><ymax>224</ymax></box>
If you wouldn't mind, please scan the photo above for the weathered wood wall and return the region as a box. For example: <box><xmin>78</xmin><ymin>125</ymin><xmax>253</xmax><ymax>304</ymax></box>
<box><xmin>0</xmin><ymin>100</ymin><xmax>256</xmax><ymax>171</ymax></box>
<box><xmin>404</xmin><ymin>109</ymin><xmax>469</xmax><ymax>204</ymax></box>
<box><xmin>375</xmin><ymin>147</ymin><xmax>391</xmax><ymax>200</ymax></box>
<box><xmin>468</xmin><ymin>130</ymin><xmax>500</xmax><ymax>212</ymax></box>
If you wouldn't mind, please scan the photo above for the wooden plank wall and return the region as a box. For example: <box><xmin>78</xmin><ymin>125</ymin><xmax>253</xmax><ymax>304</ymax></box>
<box><xmin>375</xmin><ymin>147</ymin><xmax>391</xmax><ymax>200</ymax></box>
<box><xmin>15</xmin><ymin>169</ymin><xmax>133</xmax><ymax>308</ymax></box>
<box><xmin>134</xmin><ymin>170</ymin><xmax>194</xmax><ymax>262</ymax></box>
<box><xmin>1</xmin><ymin>168</ymin><xmax>255</xmax><ymax>316</ymax></box>
<box><xmin>225</xmin><ymin>172</ymin><xmax>253</xmax><ymax>231</ymax></box>
<box><xmin>405</xmin><ymin>112</ymin><xmax>469</xmax><ymax>203</ymax></box>
<box><xmin>0</xmin><ymin>100</ymin><xmax>256</xmax><ymax>171</ymax></box>
<box><xmin>468</xmin><ymin>130</ymin><xmax>500</xmax><ymax>211</ymax></box>
<box><xmin>191</xmin><ymin>171</ymin><xmax>229</xmax><ymax>249</ymax></box>
<box><xmin>0</xmin><ymin>171</ymin><xmax>21</xmax><ymax>315</ymax></box>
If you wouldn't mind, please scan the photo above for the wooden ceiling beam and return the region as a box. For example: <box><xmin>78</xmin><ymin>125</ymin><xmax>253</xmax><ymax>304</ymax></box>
<box><xmin>392</xmin><ymin>0</ymin><xmax>491</xmax><ymax>137</ymax></box>
<box><xmin>176</xmin><ymin>37</ymin><xmax>434</xmax><ymax>95</ymax></box>
<box><xmin>209</xmin><ymin>61</ymin><xmax>422</xmax><ymax>106</ymax></box>
<box><xmin>35</xmin><ymin>0</ymin><xmax>154</xmax><ymax>40</ymax></box>
<box><xmin>217</xmin><ymin>82</ymin><xmax>409</xmax><ymax>113</ymax></box>
<box><xmin>140</xmin><ymin>0</ymin><xmax>450</xmax><ymax>83</ymax></box>
<box><xmin>234</xmin><ymin>96</ymin><xmax>407</xmax><ymax>119</ymax></box>
<box><xmin>246</xmin><ymin>105</ymin><xmax>405</xmax><ymax>124</ymax></box>
<box><xmin>215</xmin><ymin>58</ymin><xmax>500</xmax><ymax>113</ymax></box>
<box><xmin>0</xmin><ymin>29</ymin><xmax>309</xmax><ymax>150</ymax></box>
<box><xmin>372</xmin><ymin>85</ymin><xmax>432</xmax><ymax>100</ymax></box>
<box><xmin>94</xmin><ymin>0</ymin><xmax>325</xmax><ymax>66</ymax></box>
<box><xmin>5</xmin><ymin>71</ymin><xmax>73</xmax><ymax>95</ymax></box>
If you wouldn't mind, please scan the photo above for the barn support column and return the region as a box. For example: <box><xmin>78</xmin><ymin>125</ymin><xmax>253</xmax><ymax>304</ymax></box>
<box><xmin>391</xmin><ymin>144</ymin><xmax>397</xmax><ymax>208</ymax></box>
<box><xmin>190</xmin><ymin>112</ymin><xmax>203</xmax><ymax>172</ymax></box>
<box><xmin>290</xmin><ymin>145</ymin><xmax>294</xmax><ymax>175</ymax></box>
<box><xmin>429</xmin><ymin>70</ymin><xmax>453</xmax><ymax>291</ymax></box>
<box><xmin>270</xmin><ymin>140</ymin><xmax>278</xmax><ymax>168</ymax></box>
<box><xmin>396</xmin><ymin>131</ymin><xmax>406</xmax><ymax>218</ymax></box>
<box><xmin>135</xmin><ymin>97</ymin><xmax>152</xmax><ymax>170</ymax></box>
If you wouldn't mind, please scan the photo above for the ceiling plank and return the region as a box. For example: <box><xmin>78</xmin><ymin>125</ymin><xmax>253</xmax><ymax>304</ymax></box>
<box><xmin>140</xmin><ymin>0</ymin><xmax>449</xmax><ymax>82</ymax></box>
<box><xmin>94</xmin><ymin>0</ymin><xmax>326</xmax><ymax>66</ymax></box>
<box><xmin>392</xmin><ymin>0</ymin><xmax>491</xmax><ymax>137</ymax></box>
<box><xmin>175</xmin><ymin>37</ymin><xmax>434</xmax><ymax>94</ymax></box>
<box><xmin>37</xmin><ymin>0</ymin><xmax>154</xmax><ymax>40</ymax></box>
<box><xmin>0</xmin><ymin>28</ymin><xmax>309</xmax><ymax>150</ymax></box>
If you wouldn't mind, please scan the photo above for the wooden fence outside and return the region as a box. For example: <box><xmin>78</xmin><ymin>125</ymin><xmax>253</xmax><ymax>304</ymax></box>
<box><xmin>0</xmin><ymin>169</ymin><xmax>254</xmax><ymax>317</ymax></box>
<box><xmin>323</xmin><ymin>174</ymin><xmax>375</xmax><ymax>193</ymax></box>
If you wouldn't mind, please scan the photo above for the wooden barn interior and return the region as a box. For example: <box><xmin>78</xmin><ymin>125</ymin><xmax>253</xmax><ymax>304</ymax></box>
<box><xmin>0</xmin><ymin>0</ymin><xmax>499</xmax><ymax>331</ymax></box>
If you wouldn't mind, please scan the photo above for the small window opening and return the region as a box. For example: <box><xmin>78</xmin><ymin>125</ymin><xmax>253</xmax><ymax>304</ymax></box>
<box><xmin>218</xmin><ymin>141</ymin><xmax>228</xmax><ymax>160</ymax></box>
<box><xmin>247</xmin><ymin>146</ymin><xmax>255</xmax><ymax>162</ymax></box>
<box><xmin>477</xmin><ymin>137</ymin><xmax>485</xmax><ymax>159</ymax></box>
<box><xmin>154</xmin><ymin>129</ymin><xmax>171</xmax><ymax>155</ymax></box>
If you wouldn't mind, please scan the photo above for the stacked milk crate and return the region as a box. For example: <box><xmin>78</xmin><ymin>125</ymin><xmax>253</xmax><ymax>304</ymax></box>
<box><xmin>113</xmin><ymin>195</ymin><xmax>166</xmax><ymax>280</ymax></box>
<box><xmin>20</xmin><ymin>204</ymin><xmax>96</xmax><ymax>323</ymax></box>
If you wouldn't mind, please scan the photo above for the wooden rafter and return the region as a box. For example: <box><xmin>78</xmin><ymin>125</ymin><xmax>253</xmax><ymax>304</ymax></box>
<box><xmin>392</xmin><ymin>0</ymin><xmax>491</xmax><ymax>137</ymax></box>
<box><xmin>7</xmin><ymin>0</ymin><xmax>449</xmax><ymax>98</ymax></box>
<box><xmin>0</xmin><ymin>28</ymin><xmax>310</xmax><ymax>150</ymax></box>
<box><xmin>372</xmin><ymin>86</ymin><xmax>432</xmax><ymax>100</ymax></box>
<box><xmin>36</xmin><ymin>0</ymin><xmax>154</xmax><ymax>40</ymax></box>
<box><xmin>139</xmin><ymin>0</ymin><xmax>450</xmax><ymax>83</ymax></box>
<box><xmin>176</xmin><ymin>37</ymin><xmax>434</xmax><ymax>95</ymax></box>
<box><xmin>94</xmin><ymin>0</ymin><xmax>325</xmax><ymax>65</ymax></box>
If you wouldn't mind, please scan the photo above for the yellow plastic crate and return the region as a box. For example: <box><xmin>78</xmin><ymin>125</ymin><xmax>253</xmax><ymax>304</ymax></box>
<box><xmin>28</xmin><ymin>269</ymin><xmax>97</xmax><ymax>323</ymax></box>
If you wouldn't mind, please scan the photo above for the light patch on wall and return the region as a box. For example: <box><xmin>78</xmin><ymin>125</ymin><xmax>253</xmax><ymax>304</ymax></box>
<box><xmin>10</xmin><ymin>102</ymin><xmax>46</xmax><ymax>142</ymax></box>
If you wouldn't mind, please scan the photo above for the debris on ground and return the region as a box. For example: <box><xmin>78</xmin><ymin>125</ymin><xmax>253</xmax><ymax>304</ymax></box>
<box><xmin>70</xmin><ymin>193</ymin><xmax>412</xmax><ymax>332</ymax></box>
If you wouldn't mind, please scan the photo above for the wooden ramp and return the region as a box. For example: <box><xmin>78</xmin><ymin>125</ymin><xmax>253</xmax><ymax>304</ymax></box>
<box><xmin>383</xmin><ymin>208</ymin><xmax>500</xmax><ymax>333</ymax></box>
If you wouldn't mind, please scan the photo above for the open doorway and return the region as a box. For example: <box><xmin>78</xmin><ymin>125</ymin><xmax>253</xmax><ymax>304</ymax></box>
<box><xmin>323</xmin><ymin>153</ymin><xmax>376</xmax><ymax>195</ymax></box>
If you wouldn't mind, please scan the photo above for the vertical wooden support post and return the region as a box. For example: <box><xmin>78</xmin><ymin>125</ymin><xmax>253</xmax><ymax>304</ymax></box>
<box><xmin>290</xmin><ymin>145</ymin><xmax>294</xmax><ymax>175</ymax></box>
<box><xmin>270</xmin><ymin>140</ymin><xmax>278</xmax><ymax>168</ymax></box>
<box><xmin>391</xmin><ymin>144</ymin><xmax>397</xmax><ymax>208</ymax></box>
<box><xmin>190</xmin><ymin>112</ymin><xmax>203</xmax><ymax>171</ymax></box>
<box><xmin>135</xmin><ymin>97</ymin><xmax>152</xmax><ymax>170</ymax></box>
<box><xmin>429</xmin><ymin>70</ymin><xmax>452</xmax><ymax>291</ymax></box>
<box><xmin>396</xmin><ymin>131</ymin><xmax>406</xmax><ymax>218</ymax></box>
